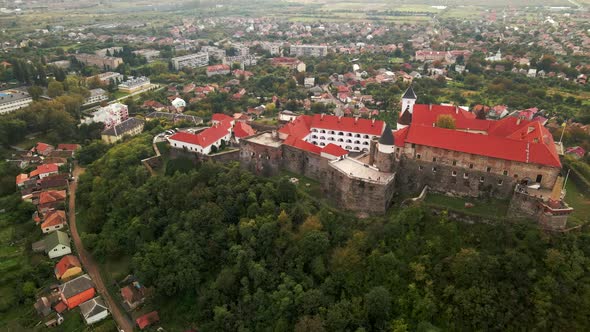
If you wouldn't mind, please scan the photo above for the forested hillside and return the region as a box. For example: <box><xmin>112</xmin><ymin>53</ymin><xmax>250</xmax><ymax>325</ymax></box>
<box><xmin>77</xmin><ymin>136</ymin><xmax>590</xmax><ymax>331</ymax></box>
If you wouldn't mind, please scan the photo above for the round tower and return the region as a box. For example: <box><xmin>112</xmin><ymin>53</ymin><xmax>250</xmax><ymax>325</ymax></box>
<box><xmin>374</xmin><ymin>123</ymin><xmax>395</xmax><ymax>172</ymax></box>
<box><xmin>398</xmin><ymin>85</ymin><xmax>417</xmax><ymax>130</ymax></box>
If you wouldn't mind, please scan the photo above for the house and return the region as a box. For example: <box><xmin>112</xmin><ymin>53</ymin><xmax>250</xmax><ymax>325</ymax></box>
<box><xmin>29</xmin><ymin>163</ymin><xmax>59</xmax><ymax>179</ymax></box>
<box><xmin>270</xmin><ymin>57</ymin><xmax>306</xmax><ymax>72</ymax></box>
<box><xmin>79</xmin><ymin>297</ymin><xmax>109</xmax><ymax>325</ymax></box>
<box><xmin>59</xmin><ymin>274</ymin><xmax>95</xmax><ymax>309</ymax></box>
<box><xmin>118</xmin><ymin>76</ymin><xmax>151</xmax><ymax>93</ymax></box>
<box><xmin>565</xmin><ymin>146</ymin><xmax>586</xmax><ymax>159</ymax></box>
<box><xmin>57</xmin><ymin>144</ymin><xmax>81</xmax><ymax>152</ymax></box>
<box><xmin>278</xmin><ymin>110</ymin><xmax>299</xmax><ymax>123</ymax></box>
<box><xmin>136</xmin><ymin>311</ymin><xmax>159</xmax><ymax>330</ymax></box>
<box><xmin>171</xmin><ymin>97</ymin><xmax>186</xmax><ymax>111</ymax></box>
<box><xmin>55</xmin><ymin>255</ymin><xmax>82</xmax><ymax>280</ymax></box>
<box><xmin>212</xmin><ymin>113</ymin><xmax>235</xmax><ymax>126</ymax></box>
<box><xmin>32</xmin><ymin>142</ymin><xmax>55</xmax><ymax>156</ymax></box>
<box><xmin>167</xmin><ymin>122</ymin><xmax>232</xmax><ymax>155</ymax></box>
<box><xmin>142</xmin><ymin>100</ymin><xmax>166</xmax><ymax>111</ymax></box>
<box><xmin>44</xmin><ymin>230</ymin><xmax>71</xmax><ymax>259</ymax></box>
<box><xmin>206</xmin><ymin>64</ymin><xmax>230</xmax><ymax>77</ymax></box>
<box><xmin>38</xmin><ymin>174</ymin><xmax>69</xmax><ymax>191</ymax></box>
<box><xmin>37</xmin><ymin>190</ymin><xmax>66</xmax><ymax>212</ymax></box>
<box><xmin>304</xmin><ymin>77</ymin><xmax>315</xmax><ymax>88</ymax></box>
<box><xmin>83</xmin><ymin>103</ymin><xmax>129</xmax><ymax>129</ymax></box>
<box><xmin>16</xmin><ymin>173</ymin><xmax>29</xmax><ymax>188</ymax></box>
<box><xmin>120</xmin><ymin>282</ymin><xmax>146</xmax><ymax>310</ymax></box>
<box><xmin>83</xmin><ymin>88</ymin><xmax>108</xmax><ymax>106</ymax></box>
<box><xmin>233</xmin><ymin>122</ymin><xmax>256</xmax><ymax>142</ymax></box>
<box><xmin>41</xmin><ymin>210</ymin><xmax>67</xmax><ymax>233</ymax></box>
<box><xmin>527</xmin><ymin>69</ymin><xmax>537</xmax><ymax>77</ymax></box>
<box><xmin>101</xmin><ymin>118</ymin><xmax>145</xmax><ymax>144</ymax></box>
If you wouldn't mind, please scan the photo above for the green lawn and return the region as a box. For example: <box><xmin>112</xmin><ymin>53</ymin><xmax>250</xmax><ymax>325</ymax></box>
<box><xmin>423</xmin><ymin>193</ymin><xmax>509</xmax><ymax>219</ymax></box>
<box><xmin>565</xmin><ymin>180</ymin><xmax>590</xmax><ymax>224</ymax></box>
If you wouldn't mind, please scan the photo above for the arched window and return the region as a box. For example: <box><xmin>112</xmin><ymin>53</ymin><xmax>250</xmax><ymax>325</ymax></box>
<box><xmin>355</xmin><ymin>133</ymin><xmax>361</xmax><ymax>138</ymax></box>
<box><xmin>312</xmin><ymin>135</ymin><xmax>317</xmax><ymax>139</ymax></box>
<box><xmin>328</xmin><ymin>137</ymin><xmax>335</xmax><ymax>141</ymax></box>
<box><xmin>320</xmin><ymin>130</ymin><xmax>326</xmax><ymax>133</ymax></box>
<box><xmin>346</xmin><ymin>139</ymin><xmax>352</xmax><ymax>143</ymax></box>
<box><xmin>362</xmin><ymin>148</ymin><xmax>368</xmax><ymax>152</ymax></box>
<box><xmin>346</xmin><ymin>133</ymin><xmax>352</xmax><ymax>137</ymax></box>
<box><xmin>329</xmin><ymin>131</ymin><xmax>335</xmax><ymax>134</ymax></box>
<box><xmin>338</xmin><ymin>132</ymin><xmax>344</xmax><ymax>136</ymax></box>
<box><xmin>312</xmin><ymin>141</ymin><xmax>318</xmax><ymax>145</ymax></box>
<box><xmin>338</xmin><ymin>138</ymin><xmax>344</xmax><ymax>142</ymax></box>
<box><xmin>354</xmin><ymin>140</ymin><xmax>360</xmax><ymax>144</ymax></box>
<box><xmin>320</xmin><ymin>136</ymin><xmax>325</xmax><ymax>140</ymax></box>
<box><xmin>320</xmin><ymin>142</ymin><xmax>325</xmax><ymax>146</ymax></box>
<box><xmin>363</xmin><ymin>135</ymin><xmax>369</xmax><ymax>139</ymax></box>
<box><xmin>311</xmin><ymin>128</ymin><xmax>318</xmax><ymax>132</ymax></box>
<box><xmin>362</xmin><ymin>142</ymin><xmax>369</xmax><ymax>145</ymax></box>
<box><xmin>345</xmin><ymin>146</ymin><xmax>352</xmax><ymax>150</ymax></box>
<box><xmin>354</xmin><ymin>146</ymin><xmax>360</xmax><ymax>151</ymax></box>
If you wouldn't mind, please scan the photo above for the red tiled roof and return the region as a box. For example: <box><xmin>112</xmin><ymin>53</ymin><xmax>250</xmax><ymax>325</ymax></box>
<box><xmin>207</xmin><ymin>64</ymin><xmax>230</xmax><ymax>72</ymax></box>
<box><xmin>55</xmin><ymin>255</ymin><xmax>81</xmax><ymax>279</ymax></box>
<box><xmin>41</xmin><ymin>210</ymin><xmax>66</xmax><ymax>229</ymax></box>
<box><xmin>393</xmin><ymin>127</ymin><xmax>409</xmax><ymax>147</ymax></box>
<box><xmin>30</xmin><ymin>164</ymin><xmax>59</xmax><ymax>177</ymax></box>
<box><xmin>168</xmin><ymin>123</ymin><xmax>231</xmax><ymax>149</ymax></box>
<box><xmin>310</xmin><ymin>114</ymin><xmax>385</xmax><ymax>136</ymax></box>
<box><xmin>321</xmin><ymin>143</ymin><xmax>348</xmax><ymax>157</ymax></box>
<box><xmin>234</xmin><ymin>122</ymin><xmax>255</xmax><ymax>138</ymax></box>
<box><xmin>410</xmin><ymin>104</ymin><xmax>490</xmax><ymax>131</ymax></box>
<box><xmin>136</xmin><ymin>311</ymin><xmax>159</xmax><ymax>329</ymax></box>
<box><xmin>212</xmin><ymin>113</ymin><xmax>234</xmax><ymax>123</ymax></box>
<box><xmin>54</xmin><ymin>301</ymin><xmax>67</xmax><ymax>313</ymax></box>
<box><xmin>284</xmin><ymin>136</ymin><xmax>322</xmax><ymax>154</ymax></box>
<box><xmin>35</xmin><ymin>142</ymin><xmax>53</xmax><ymax>154</ymax></box>
<box><xmin>405</xmin><ymin>124</ymin><xmax>561</xmax><ymax>168</ymax></box>
<box><xmin>39</xmin><ymin>190</ymin><xmax>66</xmax><ymax>205</ymax></box>
<box><xmin>57</xmin><ymin>144</ymin><xmax>80</xmax><ymax>151</ymax></box>
<box><xmin>16</xmin><ymin>173</ymin><xmax>29</xmax><ymax>185</ymax></box>
<box><xmin>278</xmin><ymin>115</ymin><xmax>313</xmax><ymax>139</ymax></box>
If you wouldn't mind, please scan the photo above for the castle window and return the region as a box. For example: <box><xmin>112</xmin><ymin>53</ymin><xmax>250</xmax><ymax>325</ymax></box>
<box><xmin>354</xmin><ymin>140</ymin><xmax>360</xmax><ymax>144</ymax></box>
<box><xmin>452</xmin><ymin>171</ymin><xmax>457</xmax><ymax>177</ymax></box>
<box><xmin>364</xmin><ymin>135</ymin><xmax>369</xmax><ymax>139</ymax></box>
<box><xmin>396</xmin><ymin>148</ymin><xmax>400</xmax><ymax>152</ymax></box>
<box><xmin>345</xmin><ymin>146</ymin><xmax>352</xmax><ymax>150</ymax></box>
<box><xmin>346</xmin><ymin>133</ymin><xmax>352</xmax><ymax>137</ymax></box>
<box><xmin>419</xmin><ymin>166</ymin><xmax>424</xmax><ymax>171</ymax></box>
<box><xmin>412</xmin><ymin>143</ymin><xmax>416</xmax><ymax>148</ymax></box>
<box><xmin>338</xmin><ymin>138</ymin><xmax>344</xmax><ymax>142</ymax></box>
<box><xmin>480</xmin><ymin>176</ymin><xmax>485</xmax><ymax>183</ymax></box>
<box><xmin>329</xmin><ymin>131</ymin><xmax>335</xmax><ymax>134</ymax></box>
<box><xmin>513</xmin><ymin>174</ymin><xmax>518</xmax><ymax>178</ymax></box>
<box><xmin>346</xmin><ymin>139</ymin><xmax>352</xmax><ymax>143</ymax></box>
<box><xmin>469</xmin><ymin>163</ymin><xmax>474</xmax><ymax>169</ymax></box>
<box><xmin>320</xmin><ymin>142</ymin><xmax>325</xmax><ymax>146</ymax></box>
<box><xmin>312</xmin><ymin>141</ymin><xmax>318</xmax><ymax>145</ymax></box>
<box><xmin>463</xmin><ymin>173</ymin><xmax>469</xmax><ymax>179</ymax></box>
<box><xmin>536</xmin><ymin>174</ymin><xmax>543</xmax><ymax>183</ymax></box>
<box><xmin>320</xmin><ymin>136</ymin><xmax>325</xmax><ymax>140</ymax></box>
<box><xmin>338</xmin><ymin>132</ymin><xmax>344</xmax><ymax>136</ymax></box>
<box><xmin>354</xmin><ymin>146</ymin><xmax>360</xmax><ymax>151</ymax></box>
<box><xmin>503</xmin><ymin>170</ymin><xmax>508</xmax><ymax>176</ymax></box>
<box><xmin>355</xmin><ymin>134</ymin><xmax>361</xmax><ymax>138</ymax></box>
<box><xmin>486</xmin><ymin>167</ymin><xmax>491</xmax><ymax>172</ymax></box>
<box><xmin>320</xmin><ymin>130</ymin><xmax>326</xmax><ymax>133</ymax></box>
<box><xmin>311</xmin><ymin>129</ymin><xmax>318</xmax><ymax>132</ymax></box>
<box><xmin>312</xmin><ymin>135</ymin><xmax>317</xmax><ymax>139</ymax></box>
<box><xmin>432</xmin><ymin>167</ymin><xmax>437</xmax><ymax>173</ymax></box>
<box><xmin>416</xmin><ymin>154</ymin><xmax>421</xmax><ymax>159</ymax></box>
<box><xmin>362</xmin><ymin>142</ymin><xmax>369</xmax><ymax>145</ymax></box>
<box><xmin>498</xmin><ymin>179</ymin><xmax>503</xmax><ymax>185</ymax></box>
<box><xmin>452</xmin><ymin>160</ymin><xmax>457</xmax><ymax>166</ymax></box>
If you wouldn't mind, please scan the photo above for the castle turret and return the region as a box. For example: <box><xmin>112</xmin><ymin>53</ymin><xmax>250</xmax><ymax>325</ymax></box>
<box><xmin>374</xmin><ymin>123</ymin><xmax>395</xmax><ymax>172</ymax></box>
<box><xmin>398</xmin><ymin>85</ymin><xmax>417</xmax><ymax>130</ymax></box>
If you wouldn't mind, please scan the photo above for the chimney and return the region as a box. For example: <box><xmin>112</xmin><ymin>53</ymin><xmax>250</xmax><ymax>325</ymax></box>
<box><xmin>338</xmin><ymin>116</ymin><xmax>342</xmax><ymax>122</ymax></box>
<box><xmin>429</xmin><ymin>104</ymin><xmax>432</xmax><ymax>111</ymax></box>
<box><xmin>321</xmin><ymin>113</ymin><xmax>325</xmax><ymax>120</ymax></box>
<box><xmin>371</xmin><ymin>118</ymin><xmax>375</xmax><ymax>126</ymax></box>
<box><xmin>354</xmin><ymin>116</ymin><xmax>359</xmax><ymax>124</ymax></box>
<box><xmin>516</xmin><ymin>118</ymin><xmax>521</xmax><ymax>125</ymax></box>
<box><xmin>455</xmin><ymin>106</ymin><xmax>459</xmax><ymax>114</ymax></box>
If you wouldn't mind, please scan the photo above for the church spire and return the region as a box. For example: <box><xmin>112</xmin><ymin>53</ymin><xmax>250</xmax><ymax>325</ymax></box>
<box><xmin>402</xmin><ymin>84</ymin><xmax>417</xmax><ymax>100</ymax></box>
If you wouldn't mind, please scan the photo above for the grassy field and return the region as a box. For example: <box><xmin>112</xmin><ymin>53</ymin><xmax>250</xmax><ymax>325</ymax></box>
<box><xmin>423</xmin><ymin>193</ymin><xmax>510</xmax><ymax>219</ymax></box>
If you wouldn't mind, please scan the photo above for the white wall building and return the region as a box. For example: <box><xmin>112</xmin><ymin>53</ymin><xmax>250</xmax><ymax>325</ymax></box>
<box><xmin>84</xmin><ymin>103</ymin><xmax>128</xmax><ymax>128</ymax></box>
<box><xmin>0</xmin><ymin>90</ymin><xmax>33</xmax><ymax>115</ymax></box>
<box><xmin>171</xmin><ymin>52</ymin><xmax>209</xmax><ymax>70</ymax></box>
<box><xmin>83</xmin><ymin>88</ymin><xmax>108</xmax><ymax>106</ymax></box>
<box><xmin>290</xmin><ymin>45</ymin><xmax>328</xmax><ymax>57</ymax></box>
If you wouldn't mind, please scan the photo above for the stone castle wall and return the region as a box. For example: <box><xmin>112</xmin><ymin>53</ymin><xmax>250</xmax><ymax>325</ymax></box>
<box><xmin>239</xmin><ymin>139</ymin><xmax>282</xmax><ymax>177</ymax></box>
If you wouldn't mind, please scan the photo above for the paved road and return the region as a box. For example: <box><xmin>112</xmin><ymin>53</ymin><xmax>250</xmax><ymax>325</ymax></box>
<box><xmin>68</xmin><ymin>165</ymin><xmax>134</xmax><ymax>332</ymax></box>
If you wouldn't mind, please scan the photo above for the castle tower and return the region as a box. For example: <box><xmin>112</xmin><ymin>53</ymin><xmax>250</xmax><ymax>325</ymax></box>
<box><xmin>398</xmin><ymin>85</ymin><xmax>417</xmax><ymax>130</ymax></box>
<box><xmin>374</xmin><ymin>123</ymin><xmax>395</xmax><ymax>172</ymax></box>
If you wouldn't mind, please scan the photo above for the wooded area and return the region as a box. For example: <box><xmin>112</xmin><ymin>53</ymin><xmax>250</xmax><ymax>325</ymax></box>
<box><xmin>75</xmin><ymin>135</ymin><xmax>590</xmax><ymax>331</ymax></box>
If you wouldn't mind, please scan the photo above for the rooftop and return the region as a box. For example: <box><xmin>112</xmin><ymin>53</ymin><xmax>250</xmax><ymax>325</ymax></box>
<box><xmin>101</xmin><ymin>118</ymin><xmax>145</xmax><ymax>137</ymax></box>
<box><xmin>60</xmin><ymin>274</ymin><xmax>94</xmax><ymax>299</ymax></box>
<box><xmin>329</xmin><ymin>157</ymin><xmax>395</xmax><ymax>184</ymax></box>
<box><xmin>243</xmin><ymin>132</ymin><xmax>283</xmax><ymax>148</ymax></box>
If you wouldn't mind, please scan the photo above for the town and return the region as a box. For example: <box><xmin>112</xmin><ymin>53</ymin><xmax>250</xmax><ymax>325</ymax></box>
<box><xmin>0</xmin><ymin>0</ymin><xmax>589</xmax><ymax>331</ymax></box>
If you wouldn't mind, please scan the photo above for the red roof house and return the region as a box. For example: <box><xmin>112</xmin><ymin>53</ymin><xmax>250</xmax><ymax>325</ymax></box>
<box><xmin>29</xmin><ymin>163</ymin><xmax>59</xmax><ymax>179</ymax></box>
<box><xmin>233</xmin><ymin>122</ymin><xmax>256</xmax><ymax>141</ymax></box>
<box><xmin>136</xmin><ymin>311</ymin><xmax>160</xmax><ymax>330</ymax></box>
<box><xmin>33</xmin><ymin>142</ymin><xmax>55</xmax><ymax>156</ymax></box>
<box><xmin>59</xmin><ymin>274</ymin><xmax>95</xmax><ymax>309</ymax></box>
<box><xmin>56</xmin><ymin>144</ymin><xmax>81</xmax><ymax>152</ymax></box>
<box><xmin>54</xmin><ymin>255</ymin><xmax>82</xmax><ymax>280</ymax></box>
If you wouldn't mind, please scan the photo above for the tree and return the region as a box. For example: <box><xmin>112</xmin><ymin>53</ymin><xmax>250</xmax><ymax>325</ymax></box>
<box><xmin>365</xmin><ymin>286</ymin><xmax>392</xmax><ymax>328</ymax></box>
<box><xmin>47</xmin><ymin>81</ymin><xmax>64</xmax><ymax>98</ymax></box>
<box><xmin>27</xmin><ymin>86</ymin><xmax>43</xmax><ymax>101</ymax></box>
<box><xmin>436</xmin><ymin>114</ymin><xmax>456</xmax><ymax>129</ymax></box>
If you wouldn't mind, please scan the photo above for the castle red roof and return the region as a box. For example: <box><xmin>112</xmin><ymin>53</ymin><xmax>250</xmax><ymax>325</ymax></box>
<box><xmin>321</xmin><ymin>143</ymin><xmax>348</xmax><ymax>157</ymax></box>
<box><xmin>310</xmin><ymin>114</ymin><xmax>384</xmax><ymax>136</ymax></box>
<box><xmin>233</xmin><ymin>122</ymin><xmax>255</xmax><ymax>138</ymax></box>
<box><xmin>168</xmin><ymin>123</ymin><xmax>231</xmax><ymax>149</ymax></box>
<box><xmin>283</xmin><ymin>136</ymin><xmax>322</xmax><ymax>154</ymax></box>
<box><xmin>211</xmin><ymin>113</ymin><xmax>234</xmax><ymax>124</ymax></box>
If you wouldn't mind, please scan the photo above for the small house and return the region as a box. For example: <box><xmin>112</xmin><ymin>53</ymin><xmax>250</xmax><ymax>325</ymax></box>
<box><xmin>79</xmin><ymin>297</ymin><xmax>109</xmax><ymax>325</ymax></box>
<box><xmin>136</xmin><ymin>311</ymin><xmax>159</xmax><ymax>330</ymax></box>
<box><xmin>44</xmin><ymin>230</ymin><xmax>71</xmax><ymax>259</ymax></box>
<box><xmin>59</xmin><ymin>274</ymin><xmax>95</xmax><ymax>309</ymax></box>
<box><xmin>41</xmin><ymin>210</ymin><xmax>67</xmax><ymax>233</ymax></box>
<box><xmin>55</xmin><ymin>255</ymin><xmax>82</xmax><ymax>280</ymax></box>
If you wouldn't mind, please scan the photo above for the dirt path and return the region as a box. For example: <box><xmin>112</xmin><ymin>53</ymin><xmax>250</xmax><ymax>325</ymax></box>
<box><xmin>68</xmin><ymin>165</ymin><xmax>135</xmax><ymax>332</ymax></box>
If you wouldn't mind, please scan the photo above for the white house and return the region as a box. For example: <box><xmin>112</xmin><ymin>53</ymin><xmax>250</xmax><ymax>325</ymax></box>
<box><xmin>79</xmin><ymin>297</ymin><xmax>109</xmax><ymax>325</ymax></box>
<box><xmin>171</xmin><ymin>97</ymin><xmax>186</xmax><ymax>110</ymax></box>
<box><xmin>168</xmin><ymin>123</ymin><xmax>232</xmax><ymax>155</ymax></box>
<box><xmin>44</xmin><ymin>230</ymin><xmax>71</xmax><ymax>259</ymax></box>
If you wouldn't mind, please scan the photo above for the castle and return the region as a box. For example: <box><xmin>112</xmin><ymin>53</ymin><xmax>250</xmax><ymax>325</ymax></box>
<box><xmin>237</xmin><ymin>87</ymin><xmax>573</xmax><ymax>229</ymax></box>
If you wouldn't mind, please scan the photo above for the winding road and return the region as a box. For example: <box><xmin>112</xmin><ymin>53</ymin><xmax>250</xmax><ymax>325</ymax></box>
<box><xmin>68</xmin><ymin>165</ymin><xmax>134</xmax><ymax>332</ymax></box>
